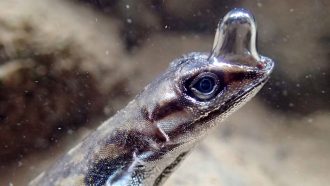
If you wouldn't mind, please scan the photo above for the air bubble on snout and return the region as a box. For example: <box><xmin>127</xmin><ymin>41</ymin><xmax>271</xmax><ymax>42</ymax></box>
<box><xmin>210</xmin><ymin>8</ymin><xmax>260</xmax><ymax>64</ymax></box>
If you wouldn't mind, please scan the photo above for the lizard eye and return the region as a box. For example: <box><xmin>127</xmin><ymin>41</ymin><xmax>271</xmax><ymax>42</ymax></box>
<box><xmin>187</xmin><ymin>72</ymin><xmax>223</xmax><ymax>101</ymax></box>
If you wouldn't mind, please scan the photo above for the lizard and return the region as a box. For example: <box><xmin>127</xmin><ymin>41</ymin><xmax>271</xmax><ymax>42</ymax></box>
<box><xmin>29</xmin><ymin>8</ymin><xmax>274</xmax><ymax>186</ymax></box>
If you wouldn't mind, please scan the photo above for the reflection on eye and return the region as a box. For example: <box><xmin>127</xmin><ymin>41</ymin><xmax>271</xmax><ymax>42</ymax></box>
<box><xmin>193</xmin><ymin>76</ymin><xmax>216</xmax><ymax>94</ymax></box>
<box><xmin>187</xmin><ymin>72</ymin><xmax>223</xmax><ymax>101</ymax></box>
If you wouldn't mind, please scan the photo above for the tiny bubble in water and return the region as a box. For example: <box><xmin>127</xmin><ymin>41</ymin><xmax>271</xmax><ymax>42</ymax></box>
<box><xmin>18</xmin><ymin>161</ymin><xmax>23</xmax><ymax>167</ymax></box>
<box><xmin>307</xmin><ymin>118</ymin><xmax>313</xmax><ymax>123</ymax></box>
<box><xmin>257</xmin><ymin>2</ymin><xmax>263</xmax><ymax>7</ymax></box>
<box><xmin>127</xmin><ymin>18</ymin><xmax>132</xmax><ymax>24</ymax></box>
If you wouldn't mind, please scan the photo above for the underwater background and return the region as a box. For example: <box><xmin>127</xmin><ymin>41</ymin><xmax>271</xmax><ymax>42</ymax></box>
<box><xmin>0</xmin><ymin>0</ymin><xmax>329</xmax><ymax>185</ymax></box>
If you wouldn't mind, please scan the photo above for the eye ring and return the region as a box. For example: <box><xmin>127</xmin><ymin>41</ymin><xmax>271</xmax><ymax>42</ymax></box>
<box><xmin>187</xmin><ymin>72</ymin><xmax>221</xmax><ymax>101</ymax></box>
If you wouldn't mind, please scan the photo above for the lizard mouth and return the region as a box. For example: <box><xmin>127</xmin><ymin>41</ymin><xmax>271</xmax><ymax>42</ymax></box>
<box><xmin>219</xmin><ymin>76</ymin><xmax>268</xmax><ymax>115</ymax></box>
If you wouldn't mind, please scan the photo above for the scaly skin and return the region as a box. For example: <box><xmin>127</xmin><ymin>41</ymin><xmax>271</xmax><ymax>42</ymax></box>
<box><xmin>29</xmin><ymin>8</ymin><xmax>274</xmax><ymax>186</ymax></box>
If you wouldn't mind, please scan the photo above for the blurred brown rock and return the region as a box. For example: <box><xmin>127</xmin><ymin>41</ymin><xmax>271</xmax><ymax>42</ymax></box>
<box><xmin>0</xmin><ymin>0</ymin><xmax>133</xmax><ymax>164</ymax></box>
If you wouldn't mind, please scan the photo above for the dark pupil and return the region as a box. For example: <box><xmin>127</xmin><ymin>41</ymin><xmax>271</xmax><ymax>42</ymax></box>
<box><xmin>195</xmin><ymin>77</ymin><xmax>215</xmax><ymax>93</ymax></box>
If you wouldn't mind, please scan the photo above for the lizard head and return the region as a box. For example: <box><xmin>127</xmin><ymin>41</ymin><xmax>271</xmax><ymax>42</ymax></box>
<box><xmin>138</xmin><ymin>8</ymin><xmax>274</xmax><ymax>144</ymax></box>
